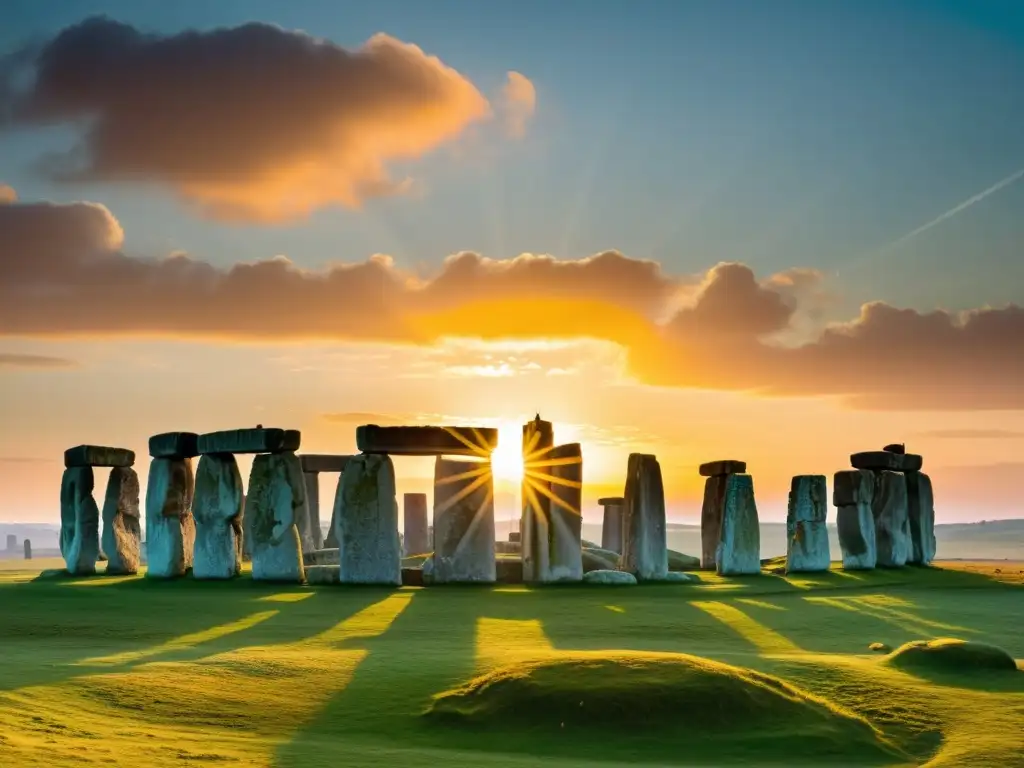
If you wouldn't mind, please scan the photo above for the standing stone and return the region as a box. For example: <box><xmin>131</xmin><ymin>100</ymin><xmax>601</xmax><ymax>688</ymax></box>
<box><xmin>700</xmin><ymin>475</ymin><xmax>728</xmax><ymax>570</ymax></box>
<box><xmin>5</xmin><ymin>534</ymin><xmax>15</xmax><ymax>551</ymax></box>
<box><xmin>521</xmin><ymin>415</ymin><xmax>554</xmax><ymax>583</ymax></box>
<box><xmin>101</xmin><ymin>467</ymin><xmax>142</xmax><ymax>575</ymax></box>
<box><xmin>717</xmin><ymin>474</ymin><xmax>761</xmax><ymax>576</ymax></box>
<box><xmin>621</xmin><ymin>453</ymin><xmax>669</xmax><ymax>581</ymax></box>
<box><xmin>871</xmin><ymin>470</ymin><xmax>910</xmax><ymax>568</ymax></box>
<box><xmin>241</xmin><ymin>492</ymin><xmax>253</xmax><ymax>562</ymax></box>
<box><xmin>247</xmin><ymin>452</ymin><xmax>306</xmax><ymax>583</ymax></box>
<box><xmin>786</xmin><ymin>475</ymin><xmax>830</xmax><ymax>573</ymax></box>
<box><xmin>23</xmin><ymin>539</ymin><xmax>31</xmax><ymax>560</ymax></box>
<box><xmin>904</xmin><ymin>471</ymin><xmax>936</xmax><ymax>565</ymax></box>
<box><xmin>145</xmin><ymin>458</ymin><xmax>197</xmax><ymax>578</ymax></box>
<box><xmin>60</xmin><ymin>466</ymin><xmax>100</xmax><ymax>575</ymax></box>
<box><xmin>598</xmin><ymin>497</ymin><xmax>624</xmax><ymax>553</ymax></box>
<box><xmin>192</xmin><ymin>454</ymin><xmax>244</xmax><ymax>579</ymax></box>
<box><xmin>834</xmin><ymin>470</ymin><xmax>876</xmax><ymax>570</ymax></box>
<box><xmin>544</xmin><ymin>443</ymin><xmax>583</xmax><ymax>582</ymax></box>
<box><xmin>334</xmin><ymin>454</ymin><xmax>401</xmax><ymax>585</ymax></box>
<box><xmin>302</xmin><ymin>472</ymin><xmax>323</xmax><ymax>551</ymax></box>
<box><xmin>431</xmin><ymin>457</ymin><xmax>496</xmax><ymax>583</ymax></box>
<box><xmin>403</xmin><ymin>492</ymin><xmax>430</xmax><ymax>555</ymax></box>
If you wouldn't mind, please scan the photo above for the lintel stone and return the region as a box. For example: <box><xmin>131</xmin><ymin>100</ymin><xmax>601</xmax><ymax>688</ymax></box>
<box><xmin>299</xmin><ymin>454</ymin><xmax>352</xmax><ymax>474</ymax></box>
<box><xmin>356</xmin><ymin>425</ymin><xmax>498</xmax><ymax>456</ymax></box>
<box><xmin>64</xmin><ymin>445</ymin><xmax>135</xmax><ymax>468</ymax></box>
<box><xmin>149</xmin><ymin>432</ymin><xmax>199</xmax><ymax>459</ymax></box>
<box><xmin>197</xmin><ymin>428</ymin><xmax>301</xmax><ymax>455</ymax></box>
<box><xmin>851</xmin><ymin>451</ymin><xmax>922</xmax><ymax>472</ymax></box>
<box><xmin>598</xmin><ymin>496</ymin><xmax>624</xmax><ymax>506</ymax></box>
<box><xmin>699</xmin><ymin>459</ymin><xmax>747</xmax><ymax>477</ymax></box>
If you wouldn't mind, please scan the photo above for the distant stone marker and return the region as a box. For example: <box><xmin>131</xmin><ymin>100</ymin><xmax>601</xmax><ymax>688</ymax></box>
<box><xmin>197</xmin><ymin>428</ymin><xmax>301</xmax><ymax>455</ymax></box>
<box><xmin>335</xmin><ymin>453</ymin><xmax>401</xmax><ymax>585</ymax></box>
<box><xmin>716</xmin><ymin>474</ymin><xmax>761</xmax><ymax>576</ymax></box>
<box><xmin>23</xmin><ymin>539</ymin><xmax>31</xmax><ymax>560</ymax></box>
<box><xmin>621</xmin><ymin>453</ymin><xmax>669</xmax><ymax>581</ymax></box>
<box><xmin>356</xmin><ymin>425</ymin><xmax>498</xmax><ymax>456</ymax></box>
<box><xmin>785</xmin><ymin>475</ymin><xmax>830</xmax><ymax>573</ymax></box>
<box><xmin>833</xmin><ymin>469</ymin><xmax>877</xmax><ymax>570</ymax></box>
<box><xmin>64</xmin><ymin>445</ymin><xmax>135</xmax><ymax>468</ymax></box>
<box><xmin>598</xmin><ymin>496</ymin><xmax>624</xmax><ymax>554</ymax></box>
<box><xmin>5</xmin><ymin>534</ymin><xmax>14</xmax><ymax>552</ymax></box>
<box><xmin>101</xmin><ymin>466</ymin><xmax>142</xmax><ymax>575</ymax></box>
<box><xmin>431</xmin><ymin>457</ymin><xmax>496</xmax><ymax>583</ymax></box>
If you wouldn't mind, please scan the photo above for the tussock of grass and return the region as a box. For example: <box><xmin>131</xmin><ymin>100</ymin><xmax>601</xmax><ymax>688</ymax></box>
<box><xmin>885</xmin><ymin>638</ymin><xmax>1019</xmax><ymax>674</ymax></box>
<box><xmin>427</xmin><ymin>651</ymin><xmax>900</xmax><ymax>762</ymax></box>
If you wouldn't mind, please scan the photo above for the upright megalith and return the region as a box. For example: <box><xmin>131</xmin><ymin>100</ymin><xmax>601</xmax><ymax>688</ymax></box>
<box><xmin>431</xmin><ymin>457</ymin><xmax>496</xmax><ymax>583</ymax></box>
<box><xmin>716</xmin><ymin>474</ymin><xmax>761</xmax><ymax>576</ymax></box>
<box><xmin>786</xmin><ymin>475</ymin><xmax>829</xmax><ymax>573</ymax></box>
<box><xmin>300</xmin><ymin>454</ymin><xmax>351</xmax><ymax>550</ymax></box>
<box><xmin>871</xmin><ymin>470</ymin><xmax>910</xmax><ymax>568</ymax></box>
<box><xmin>192</xmin><ymin>454</ymin><xmax>245</xmax><ymax>579</ymax></box>
<box><xmin>833</xmin><ymin>470</ymin><xmax>876</xmax><ymax>570</ymax></box>
<box><xmin>699</xmin><ymin>459</ymin><xmax>747</xmax><ymax>570</ymax></box>
<box><xmin>301</xmin><ymin>472</ymin><xmax>322</xmax><ymax>552</ymax></box>
<box><xmin>905</xmin><ymin>471</ymin><xmax>936</xmax><ymax>565</ymax></box>
<box><xmin>247</xmin><ymin>452</ymin><xmax>306</xmax><ymax>583</ymax></box>
<box><xmin>335</xmin><ymin>453</ymin><xmax>401</xmax><ymax>585</ymax></box>
<box><xmin>621</xmin><ymin>453</ymin><xmax>669</xmax><ymax>581</ymax></box>
<box><xmin>521</xmin><ymin>415</ymin><xmax>555</xmax><ymax>583</ymax></box>
<box><xmin>5</xmin><ymin>534</ymin><xmax>15</xmax><ymax>551</ymax></box>
<box><xmin>23</xmin><ymin>539</ymin><xmax>31</xmax><ymax>560</ymax></box>
<box><xmin>101</xmin><ymin>467</ymin><xmax>142</xmax><ymax>574</ymax></box>
<box><xmin>545</xmin><ymin>443</ymin><xmax>584</xmax><ymax>582</ymax></box>
<box><xmin>60</xmin><ymin>466</ymin><xmax>100</xmax><ymax>575</ymax></box>
<box><xmin>357</xmin><ymin>425</ymin><xmax>498</xmax><ymax>456</ymax></box>
<box><xmin>598</xmin><ymin>497</ymin><xmax>624</xmax><ymax>553</ymax></box>
<box><xmin>146</xmin><ymin>458</ymin><xmax>197</xmax><ymax>578</ymax></box>
<box><xmin>404</xmin><ymin>493</ymin><xmax>430</xmax><ymax>555</ymax></box>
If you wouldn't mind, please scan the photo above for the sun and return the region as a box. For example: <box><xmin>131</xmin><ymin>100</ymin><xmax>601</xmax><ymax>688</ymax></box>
<box><xmin>490</xmin><ymin>421</ymin><xmax>525</xmax><ymax>483</ymax></box>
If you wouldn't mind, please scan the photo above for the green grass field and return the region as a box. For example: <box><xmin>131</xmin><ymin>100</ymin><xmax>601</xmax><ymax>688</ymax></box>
<box><xmin>1</xmin><ymin>559</ymin><xmax>1021</xmax><ymax>767</ymax></box>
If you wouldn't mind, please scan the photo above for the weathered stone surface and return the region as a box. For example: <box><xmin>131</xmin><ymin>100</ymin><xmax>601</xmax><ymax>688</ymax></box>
<box><xmin>304</xmin><ymin>547</ymin><xmax>340</xmax><ymax>566</ymax></box>
<box><xmin>299</xmin><ymin>454</ymin><xmax>352</xmax><ymax>474</ymax></box>
<box><xmin>148</xmin><ymin>432</ymin><xmax>199</xmax><ymax>459</ymax></box>
<box><xmin>64</xmin><ymin>445</ymin><xmax>135</xmax><ymax>468</ymax></box>
<box><xmin>59</xmin><ymin>466</ymin><xmax>100</xmax><ymax>575</ymax></box>
<box><xmin>324</xmin><ymin>481</ymin><xmax>340</xmax><ymax>549</ymax></box>
<box><xmin>621</xmin><ymin>453</ymin><xmax>669</xmax><ymax>581</ymax></box>
<box><xmin>583</xmin><ymin>569</ymin><xmax>637</xmax><ymax>585</ymax></box>
<box><xmin>301</xmin><ymin>471</ymin><xmax>323</xmax><ymax>551</ymax></box>
<box><xmin>837</xmin><ymin>502</ymin><xmax>876</xmax><ymax>570</ymax></box>
<box><xmin>833</xmin><ymin>469</ymin><xmax>874</xmax><ymax>506</ymax></box>
<box><xmin>883</xmin><ymin>443</ymin><xmax>905</xmax><ymax>455</ymax></box>
<box><xmin>699</xmin><ymin>460</ymin><xmax>747</xmax><ymax>477</ymax></box>
<box><xmin>146</xmin><ymin>458</ymin><xmax>198</xmax><ymax>578</ymax></box>
<box><xmin>583</xmin><ymin>546</ymin><xmax>621</xmax><ymax>572</ymax></box>
<box><xmin>667</xmin><ymin>549</ymin><xmax>701</xmax><ymax>571</ymax></box>
<box><xmin>335</xmin><ymin>454</ymin><xmax>402</xmax><ymax>585</ymax></box>
<box><xmin>851</xmin><ymin>451</ymin><xmax>923</xmax><ymax>472</ymax></box>
<box><xmin>494</xmin><ymin>540</ymin><xmax>521</xmax><ymax>554</ymax></box>
<box><xmin>905</xmin><ymin>471</ymin><xmax>937</xmax><ymax>565</ymax></box>
<box><xmin>356</xmin><ymin>425</ymin><xmax>498</xmax><ymax>456</ymax></box>
<box><xmin>700</xmin><ymin>475</ymin><xmax>728</xmax><ymax>570</ymax></box>
<box><xmin>306</xmin><ymin>565</ymin><xmax>340</xmax><ymax>585</ymax></box>
<box><xmin>101</xmin><ymin>467</ymin><xmax>141</xmax><ymax>575</ymax></box>
<box><xmin>544</xmin><ymin>443</ymin><xmax>583</xmax><ymax>583</ymax></box>
<box><xmin>716</xmin><ymin>474</ymin><xmax>761</xmax><ymax>576</ymax></box>
<box><xmin>871</xmin><ymin>470</ymin><xmax>911</xmax><ymax>568</ymax></box>
<box><xmin>661</xmin><ymin>571</ymin><xmax>699</xmax><ymax>583</ymax></box>
<box><xmin>785</xmin><ymin>475</ymin><xmax>830</xmax><ymax>573</ymax></box>
<box><xmin>197</xmin><ymin>428</ymin><xmax>301</xmax><ymax>455</ymax></box>
<box><xmin>192</xmin><ymin>453</ymin><xmax>244</xmax><ymax>579</ymax></box>
<box><xmin>431</xmin><ymin>457</ymin><xmax>496</xmax><ymax>583</ymax></box>
<box><xmin>403</xmin><ymin>492</ymin><xmax>430</xmax><ymax>555</ymax></box>
<box><xmin>521</xmin><ymin>416</ymin><xmax>554</xmax><ymax>583</ymax></box>
<box><xmin>496</xmin><ymin>556</ymin><xmax>523</xmax><ymax>584</ymax></box>
<box><xmin>247</xmin><ymin>452</ymin><xmax>306</xmax><ymax>583</ymax></box>
<box><xmin>599</xmin><ymin>497</ymin><xmax>624</xmax><ymax>553</ymax></box>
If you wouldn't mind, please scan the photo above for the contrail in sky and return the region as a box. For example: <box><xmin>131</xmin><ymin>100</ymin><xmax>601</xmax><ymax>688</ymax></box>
<box><xmin>843</xmin><ymin>166</ymin><xmax>1024</xmax><ymax>272</ymax></box>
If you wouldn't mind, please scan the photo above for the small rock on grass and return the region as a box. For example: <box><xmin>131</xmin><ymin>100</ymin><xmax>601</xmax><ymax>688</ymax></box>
<box><xmin>869</xmin><ymin>642</ymin><xmax>891</xmax><ymax>653</ymax></box>
<box><xmin>583</xmin><ymin>569</ymin><xmax>637</xmax><ymax>585</ymax></box>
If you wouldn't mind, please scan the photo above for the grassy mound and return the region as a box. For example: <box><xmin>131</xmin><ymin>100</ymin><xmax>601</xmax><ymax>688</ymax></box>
<box><xmin>886</xmin><ymin>638</ymin><xmax>1019</xmax><ymax>674</ymax></box>
<box><xmin>427</xmin><ymin>652</ymin><xmax>899</xmax><ymax>763</ymax></box>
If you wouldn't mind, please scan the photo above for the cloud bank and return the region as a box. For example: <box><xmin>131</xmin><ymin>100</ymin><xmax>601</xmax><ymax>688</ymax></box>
<box><xmin>2</xmin><ymin>194</ymin><xmax>1021</xmax><ymax>411</ymax></box>
<box><xmin>0</xmin><ymin>16</ymin><xmax>533</xmax><ymax>222</ymax></box>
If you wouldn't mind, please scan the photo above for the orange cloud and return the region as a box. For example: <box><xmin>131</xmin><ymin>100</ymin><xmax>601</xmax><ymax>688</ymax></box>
<box><xmin>1</xmin><ymin>194</ymin><xmax>1021</xmax><ymax>411</ymax></box>
<box><xmin>499</xmin><ymin>72</ymin><xmax>537</xmax><ymax>138</ymax></box>
<box><xmin>0</xmin><ymin>17</ymin><xmax>508</xmax><ymax>222</ymax></box>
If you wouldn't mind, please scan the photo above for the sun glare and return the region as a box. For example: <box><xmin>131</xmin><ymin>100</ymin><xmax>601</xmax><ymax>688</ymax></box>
<box><xmin>491</xmin><ymin>421</ymin><xmax>525</xmax><ymax>483</ymax></box>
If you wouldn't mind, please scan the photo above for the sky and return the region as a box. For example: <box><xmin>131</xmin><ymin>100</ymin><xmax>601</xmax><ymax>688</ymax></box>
<box><xmin>2</xmin><ymin>0</ymin><xmax>1024</xmax><ymax>526</ymax></box>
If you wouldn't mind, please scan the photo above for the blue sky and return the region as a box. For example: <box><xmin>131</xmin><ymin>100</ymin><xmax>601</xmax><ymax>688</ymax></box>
<box><xmin>3</xmin><ymin>0</ymin><xmax>1023</xmax><ymax>319</ymax></box>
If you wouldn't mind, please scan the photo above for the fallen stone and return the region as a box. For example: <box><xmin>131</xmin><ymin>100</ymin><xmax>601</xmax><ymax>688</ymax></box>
<box><xmin>700</xmin><ymin>474</ymin><xmax>728</xmax><ymax>570</ymax></box>
<box><xmin>871</xmin><ymin>470</ymin><xmax>911</xmax><ymax>568</ymax></box>
<box><xmin>621</xmin><ymin>453</ymin><xmax>669</xmax><ymax>581</ymax></box>
<box><xmin>698</xmin><ymin>460</ymin><xmax>747</xmax><ymax>477</ymax></box>
<box><xmin>543</xmin><ymin>443</ymin><xmax>583</xmax><ymax>583</ymax></box>
<box><xmin>837</xmin><ymin>502</ymin><xmax>876</xmax><ymax>570</ymax></box>
<box><xmin>431</xmin><ymin>457</ymin><xmax>496</xmax><ymax>583</ymax></box>
<box><xmin>299</xmin><ymin>454</ymin><xmax>352</xmax><ymax>474</ymax></box>
<box><xmin>404</xmin><ymin>492</ymin><xmax>430</xmax><ymax>556</ymax></box>
<box><xmin>598</xmin><ymin>497</ymin><xmax>624</xmax><ymax>553</ymax></box>
<box><xmin>904</xmin><ymin>471</ymin><xmax>937</xmax><ymax>565</ymax></box>
<box><xmin>197</xmin><ymin>428</ymin><xmax>301</xmax><ymax>455</ymax></box>
<box><xmin>851</xmin><ymin>451</ymin><xmax>923</xmax><ymax>472</ymax></box>
<box><xmin>146</xmin><ymin>458</ymin><xmax>198</xmax><ymax>578</ymax></box>
<box><xmin>100</xmin><ymin>467</ymin><xmax>142</xmax><ymax>575</ymax></box>
<box><xmin>300</xmin><ymin>471</ymin><xmax>323</xmax><ymax>551</ymax></box>
<box><xmin>581</xmin><ymin>539</ymin><xmax>601</xmax><ymax>549</ymax></box>
<box><xmin>305</xmin><ymin>564</ymin><xmax>340</xmax><ymax>585</ymax></box>
<box><xmin>335</xmin><ymin>454</ymin><xmax>402</xmax><ymax>585</ymax></box>
<box><xmin>148</xmin><ymin>432</ymin><xmax>199</xmax><ymax>459</ymax></box>
<box><xmin>667</xmin><ymin>549</ymin><xmax>701</xmax><ymax>571</ymax></box>
<box><xmin>64</xmin><ymin>445</ymin><xmax>135</xmax><ymax>468</ymax></box>
<box><xmin>583</xmin><ymin>569</ymin><xmax>637</xmax><ymax>585</ymax></box>
<box><xmin>786</xmin><ymin>475</ymin><xmax>830</xmax><ymax>574</ymax></box>
<box><xmin>303</xmin><ymin>547</ymin><xmax>340</xmax><ymax>566</ymax></box>
<box><xmin>869</xmin><ymin>642</ymin><xmax>891</xmax><ymax>653</ymax></box>
<box><xmin>833</xmin><ymin>469</ymin><xmax>875</xmax><ymax>506</ymax></box>
<box><xmin>356</xmin><ymin>424</ymin><xmax>498</xmax><ymax>456</ymax></box>
<box><xmin>521</xmin><ymin>416</ymin><xmax>554</xmax><ymax>583</ymax></box>
<box><xmin>192</xmin><ymin>453</ymin><xmax>244</xmax><ymax>579</ymax></box>
<box><xmin>60</xmin><ymin>466</ymin><xmax>100</xmax><ymax>575</ymax></box>
<box><xmin>716</xmin><ymin>474</ymin><xmax>761</xmax><ymax>576</ymax></box>
<box><xmin>247</xmin><ymin>452</ymin><xmax>306</xmax><ymax>583</ymax></box>
<box><xmin>658</xmin><ymin>571</ymin><xmax>699</xmax><ymax>583</ymax></box>
<box><xmin>582</xmin><ymin>547</ymin><xmax>618</xmax><ymax>572</ymax></box>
